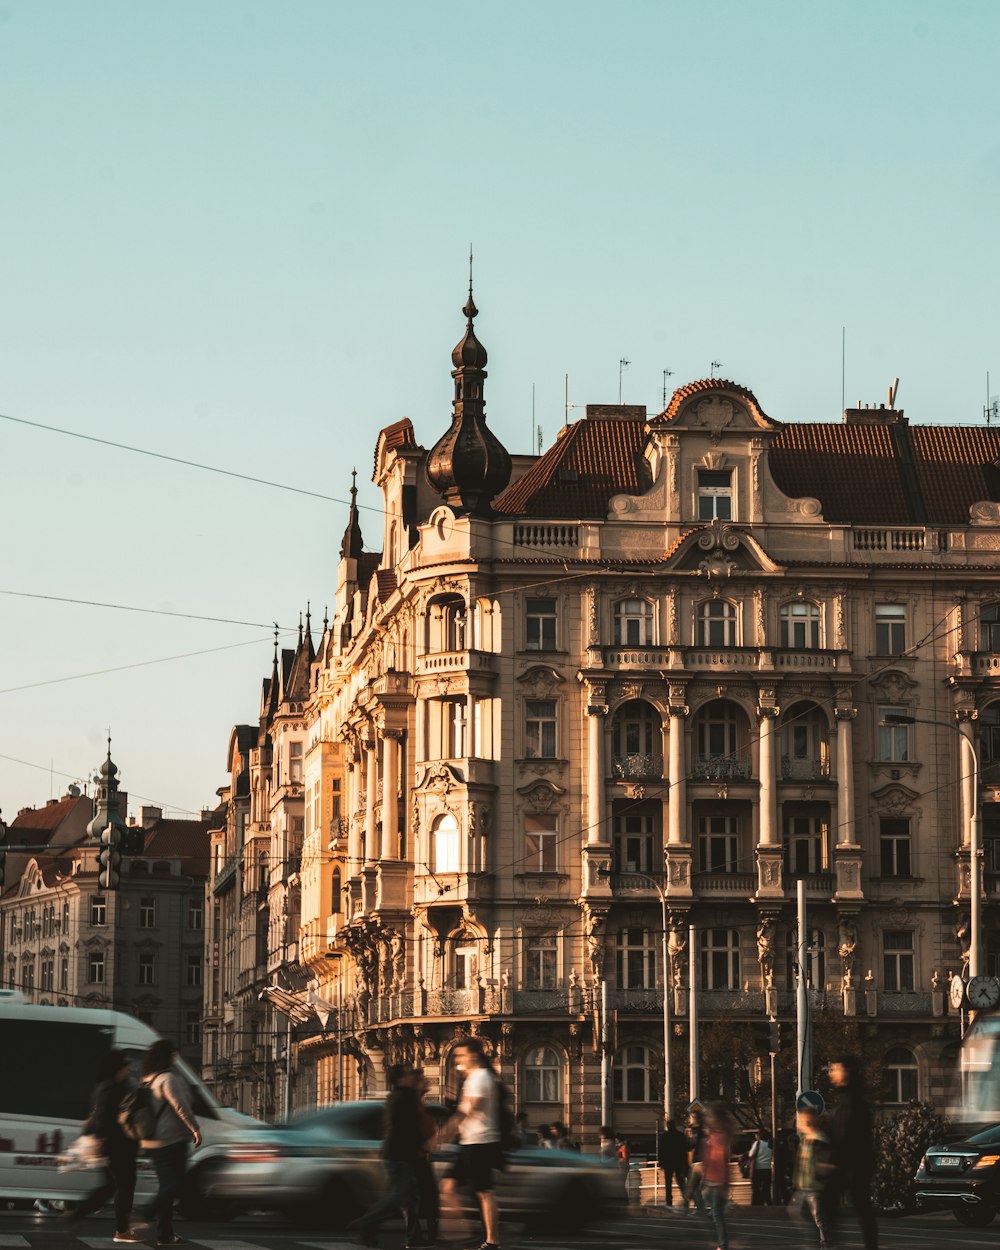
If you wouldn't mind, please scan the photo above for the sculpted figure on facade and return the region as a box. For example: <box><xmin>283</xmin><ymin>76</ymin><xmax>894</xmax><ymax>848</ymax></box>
<box><xmin>390</xmin><ymin>931</ymin><xmax>406</xmax><ymax>991</ymax></box>
<box><xmin>956</xmin><ymin>913</ymin><xmax>972</xmax><ymax>974</ymax></box>
<box><xmin>838</xmin><ymin>917</ymin><xmax>858</xmax><ymax>990</ymax></box>
<box><xmin>667</xmin><ymin>922</ymin><xmax>687</xmax><ymax>990</ymax></box>
<box><xmin>756</xmin><ymin>917</ymin><xmax>776</xmax><ymax>990</ymax></box>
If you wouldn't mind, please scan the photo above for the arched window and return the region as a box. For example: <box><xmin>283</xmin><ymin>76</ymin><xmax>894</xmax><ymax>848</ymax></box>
<box><xmin>258</xmin><ymin>851</ymin><xmax>269</xmax><ymax>893</ymax></box>
<box><xmin>701</xmin><ymin>928</ymin><xmax>741</xmax><ymax>990</ymax></box>
<box><xmin>427</xmin><ymin>595</ymin><xmax>467</xmax><ymax>654</ymax></box>
<box><xmin>885</xmin><ymin>1046</ymin><xmax>919</xmax><ymax>1103</ymax></box>
<box><xmin>982</xmin><ymin>603</ymin><xmax>1000</xmax><ymax>652</ymax></box>
<box><xmin>331</xmin><ymin>868</ymin><xmax>342</xmax><ymax>914</ymax></box>
<box><xmin>697</xmin><ymin>600</ymin><xmax>737</xmax><ymax>647</ymax></box>
<box><xmin>616</xmin><ymin>927</ymin><xmax>656</xmax><ymax>989</ymax></box>
<box><xmin>780</xmin><ymin>703</ymin><xmax>829</xmax><ymax>780</ymax></box>
<box><xmin>693</xmin><ymin>700</ymin><xmax>750</xmax><ymax>780</ymax></box>
<box><xmin>611</xmin><ymin>700</ymin><xmax>663</xmax><ymax>778</ymax></box>
<box><xmin>780</xmin><ymin>601</ymin><xmax>821</xmax><ymax>649</ymax></box>
<box><xmin>451</xmin><ymin>930</ymin><xmax>479</xmax><ymax>989</ymax></box>
<box><xmin>523</xmin><ymin>1045</ymin><xmax>562</xmax><ymax>1103</ymax></box>
<box><xmin>432</xmin><ymin>814</ymin><xmax>461</xmax><ymax>874</ymax></box>
<box><xmin>613</xmin><ymin>1044</ymin><xmax>659</xmax><ymax>1103</ymax></box>
<box><xmin>613</xmin><ymin>599</ymin><xmax>654</xmax><ymax>646</ymax></box>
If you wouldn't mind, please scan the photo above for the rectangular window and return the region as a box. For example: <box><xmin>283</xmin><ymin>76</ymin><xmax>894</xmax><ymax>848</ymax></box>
<box><xmin>60</xmin><ymin>958</ymin><xmax>68</xmax><ymax>992</ymax></box>
<box><xmin>617</xmin><ymin>928</ymin><xmax>656</xmax><ymax>989</ymax></box>
<box><xmin>40</xmin><ymin>961</ymin><xmax>53</xmax><ymax>992</ymax></box>
<box><xmin>23</xmin><ymin>963</ymin><xmax>34</xmax><ymax>991</ymax></box>
<box><xmin>785</xmin><ymin>813</ymin><xmax>829</xmax><ymax>876</ymax></box>
<box><xmin>697</xmin><ymin>470</ymin><xmax>733</xmax><ymax>521</ymax></box>
<box><xmin>526</xmin><ymin>598</ymin><xmax>557</xmax><ymax>651</ymax></box>
<box><xmin>524</xmin><ymin>934</ymin><xmax>558</xmax><ymax>990</ymax></box>
<box><xmin>138</xmin><ymin>953</ymin><xmax>155</xmax><ymax>985</ymax></box>
<box><xmin>289</xmin><ymin>741</ymin><xmax>303</xmax><ymax>783</ymax></box>
<box><xmin>90</xmin><ymin>896</ymin><xmax>107</xmax><ymax>927</ymax></box>
<box><xmin>445</xmin><ymin>700</ymin><xmax>468</xmax><ymax>758</ymax></box>
<box><xmin>883</xmin><ymin>930</ymin><xmax>914</xmax><ymax>991</ymax></box>
<box><xmin>878</xmin><ymin>705</ymin><xmax>910</xmax><ymax>761</ymax></box>
<box><xmin>187</xmin><ymin>898</ymin><xmax>204</xmax><ymax>930</ymax></box>
<box><xmin>698</xmin><ymin>814</ymin><xmax>739</xmax><ymax>873</ymax></box>
<box><xmin>614</xmin><ymin>812</ymin><xmax>658</xmax><ymax>874</ymax></box>
<box><xmin>186</xmin><ymin>953</ymin><xmax>203</xmax><ymax>988</ymax></box>
<box><xmin>139</xmin><ymin>897</ymin><xmax>156</xmax><ymax>929</ymax></box>
<box><xmin>186</xmin><ymin>1010</ymin><xmax>202</xmax><ymax>1047</ymax></box>
<box><xmin>875</xmin><ymin>604</ymin><xmax>907</xmax><ymax>655</ymax></box>
<box><xmin>331</xmin><ymin>778</ymin><xmax>342</xmax><ymax>826</ymax></box>
<box><xmin>88</xmin><ymin>952</ymin><xmax>105</xmax><ymax>984</ymax></box>
<box><xmin>524</xmin><ymin>814</ymin><xmax>558</xmax><ymax>872</ymax></box>
<box><xmin>313</xmin><ymin>781</ymin><xmax>322</xmax><ymax>834</ymax></box>
<box><xmin>525</xmin><ymin>700</ymin><xmax>557</xmax><ymax>758</ymax></box>
<box><xmin>880</xmin><ymin>818</ymin><xmax>912</xmax><ymax>876</ymax></box>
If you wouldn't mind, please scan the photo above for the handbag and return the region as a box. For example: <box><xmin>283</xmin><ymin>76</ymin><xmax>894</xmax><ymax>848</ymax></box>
<box><xmin>58</xmin><ymin>1133</ymin><xmax>107</xmax><ymax>1173</ymax></box>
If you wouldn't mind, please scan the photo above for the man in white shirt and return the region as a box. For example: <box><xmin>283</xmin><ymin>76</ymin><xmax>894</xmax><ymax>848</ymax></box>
<box><xmin>447</xmin><ymin>1038</ymin><xmax>502</xmax><ymax>1250</ymax></box>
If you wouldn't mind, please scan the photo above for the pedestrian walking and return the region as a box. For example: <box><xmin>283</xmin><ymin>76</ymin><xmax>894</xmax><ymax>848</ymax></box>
<box><xmin>656</xmin><ymin>1119</ymin><xmax>690</xmax><ymax>1209</ymax></box>
<box><xmin>748</xmin><ymin>1129</ymin><xmax>773</xmax><ymax>1205</ymax></box>
<box><xmin>826</xmin><ymin>1054</ymin><xmax>879</xmax><ymax>1250</ymax></box>
<box><xmin>61</xmin><ymin>1049</ymin><xmax>142</xmax><ymax>1243</ymax></box>
<box><xmin>353</xmin><ymin>1064</ymin><xmax>423</xmax><ymax>1248</ymax></box>
<box><xmin>683</xmin><ymin>1107</ymin><xmax>707</xmax><ymax>1213</ymax></box>
<box><xmin>552</xmin><ymin>1121</ymin><xmax>578</xmax><ymax>1151</ymax></box>
<box><xmin>598</xmin><ymin>1125</ymin><xmax>615</xmax><ymax>1160</ymax></box>
<box><xmin>788</xmin><ymin>1107</ymin><xmax>833</xmax><ymax>1248</ymax></box>
<box><xmin>701</xmin><ymin>1103</ymin><xmax>734</xmax><ymax>1250</ymax></box>
<box><xmin>773</xmin><ymin>1124</ymin><xmax>797</xmax><ymax>1205</ymax></box>
<box><xmin>140</xmin><ymin>1038</ymin><xmax>201</xmax><ymax>1249</ymax></box>
<box><xmin>413</xmin><ymin>1068</ymin><xmax>441</xmax><ymax>1246</ymax></box>
<box><xmin>441</xmin><ymin>1037</ymin><xmax>503</xmax><ymax>1250</ymax></box>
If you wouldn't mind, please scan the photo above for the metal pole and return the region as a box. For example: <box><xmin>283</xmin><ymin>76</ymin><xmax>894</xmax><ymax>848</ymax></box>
<box><xmin>688</xmin><ymin>923</ymin><xmax>699</xmax><ymax>1104</ymax></box>
<box><xmin>284</xmin><ymin>1014</ymin><xmax>293</xmax><ymax>1118</ymax></box>
<box><xmin>967</xmin><ymin>727</ymin><xmax>982</xmax><ymax>980</ymax></box>
<box><xmin>796</xmin><ymin>879</ymin><xmax>810</xmax><ymax>1097</ymax></box>
<box><xmin>770</xmin><ymin>1049</ymin><xmax>778</xmax><ymax>1202</ymax></box>
<box><xmin>601</xmin><ymin>978</ymin><xmax>612</xmax><ymax>1129</ymax></box>
<box><xmin>660</xmin><ymin>891</ymin><xmax>672</xmax><ymax>1120</ymax></box>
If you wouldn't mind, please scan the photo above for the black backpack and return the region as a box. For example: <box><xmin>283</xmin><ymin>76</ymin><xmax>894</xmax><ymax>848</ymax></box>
<box><xmin>497</xmin><ymin>1082</ymin><xmax>518</xmax><ymax>1152</ymax></box>
<box><xmin>118</xmin><ymin>1082</ymin><xmax>160</xmax><ymax>1142</ymax></box>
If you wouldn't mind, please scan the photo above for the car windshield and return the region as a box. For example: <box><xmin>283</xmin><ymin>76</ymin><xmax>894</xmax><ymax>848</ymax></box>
<box><xmin>286</xmin><ymin>1105</ymin><xmax>385</xmax><ymax>1140</ymax></box>
<box><xmin>966</xmin><ymin>1125</ymin><xmax>1000</xmax><ymax>1146</ymax></box>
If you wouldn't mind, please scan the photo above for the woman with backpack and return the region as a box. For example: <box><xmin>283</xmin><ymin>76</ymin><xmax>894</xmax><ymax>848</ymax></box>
<box><xmin>139</xmin><ymin>1039</ymin><xmax>201</xmax><ymax>1248</ymax></box>
<box><xmin>61</xmin><ymin>1048</ymin><xmax>141</xmax><ymax>1243</ymax></box>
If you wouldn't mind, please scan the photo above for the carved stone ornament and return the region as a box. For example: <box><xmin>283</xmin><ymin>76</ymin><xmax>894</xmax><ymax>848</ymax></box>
<box><xmin>693</xmin><ymin>396</ymin><xmax>735</xmax><ymax>439</ymax></box>
<box><xmin>869</xmin><ymin>669</ymin><xmax>918</xmax><ymax>704</ymax></box>
<box><xmin>587</xmin><ymin>587</ymin><xmax>600</xmax><ymax>647</ymax></box>
<box><xmin>871</xmin><ymin>783</ymin><xmax>919</xmax><ymax>816</ymax></box>
<box><xmin>970</xmin><ymin>500</ymin><xmax>1000</xmax><ymax>525</ymax></box>
<box><xmin>838</xmin><ymin>917</ymin><xmax>858</xmax><ymax>990</ymax></box>
<box><xmin>413</xmin><ymin>762</ymin><xmax>464</xmax><ymax>793</ymax></box>
<box><xmin>516</xmin><ymin>778</ymin><xmax>566</xmax><ymax>811</ymax></box>
<box><xmin>518</xmin><ymin>665</ymin><xmax>565</xmax><ymax>696</ymax></box>
<box><xmin>699</xmin><ymin>449</ymin><xmax>728</xmax><ymax>471</ymax></box>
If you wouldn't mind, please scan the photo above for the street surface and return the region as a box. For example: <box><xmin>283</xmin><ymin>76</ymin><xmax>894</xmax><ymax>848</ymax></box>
<box><xmin>0</xmin><ymin>1207</ymin><xmax>995</xmax><ymax>1249</ymax></box>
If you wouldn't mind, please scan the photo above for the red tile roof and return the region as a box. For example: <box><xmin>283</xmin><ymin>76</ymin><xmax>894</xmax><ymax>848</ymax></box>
<box><xmin>373</xmin><ymin>418</ymin><xmax>417</xmax><ymax>476</ymax></box>
<box><xmin>11</xmin><ymin>794</ymin><xmax>89</xmax><ymax>834</ymax></box>
<box><xmin>909</xmin><ymin>426</ymin><xmax>1000</xmax><ymax>525</ymax></box>
<box><xmin>376</xmin><ymin>569</ymin><xmax>398</xmax><ymax>599</ymax></box>
<box><xmin>143</xmin><ymin>819</ymin><xmax>212</xmax><ymax>876</ymax></box>
<box><xmin>659</xmin><ymin>378</ymin><xmax>773</xmax><ymax>424</ymax></box>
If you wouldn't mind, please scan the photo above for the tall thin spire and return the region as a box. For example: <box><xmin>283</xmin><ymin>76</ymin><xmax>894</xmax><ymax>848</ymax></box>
<box><xmin>340</xmin><ymin>467</ymin><xmax>364</xmax><ymax>560</ymax></box>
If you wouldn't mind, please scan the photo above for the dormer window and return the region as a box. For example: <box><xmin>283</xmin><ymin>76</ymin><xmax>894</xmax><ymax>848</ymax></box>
<box><xmin>697</xmin><ymin>470</ymin><xmax>732</xmax><ymax>521</ymax></box>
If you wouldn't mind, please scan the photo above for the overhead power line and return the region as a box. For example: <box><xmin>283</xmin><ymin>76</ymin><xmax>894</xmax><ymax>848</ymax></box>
<box><xmin>0</xmin><ymin>589</ymin><xmax>279</xmax><ymax>630</ymax></box>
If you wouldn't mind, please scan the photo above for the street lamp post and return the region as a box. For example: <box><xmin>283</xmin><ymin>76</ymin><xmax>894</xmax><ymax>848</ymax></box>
<box><xmin>883</xmin><ymin>714</ymin><xmax>981</xmax><ymax>978</ymax></box>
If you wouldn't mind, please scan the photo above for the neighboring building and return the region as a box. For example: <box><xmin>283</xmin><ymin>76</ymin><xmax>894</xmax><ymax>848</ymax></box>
<box><xmin>214</xmin><ymin>288</ymin><xmax>1000</xmax><ymax>1138</ymax></box>
<box><xmin>0</xmin><ymin>752</ymin><xmax>212</xmax><ymax>1071</ymax></box>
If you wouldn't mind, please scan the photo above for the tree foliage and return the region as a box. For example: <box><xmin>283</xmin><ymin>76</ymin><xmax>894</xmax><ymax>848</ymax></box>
<box><xmin>871</xmin><ymin>1100</ymin><xmax>949</xmax><ymax>1209</ymax></box>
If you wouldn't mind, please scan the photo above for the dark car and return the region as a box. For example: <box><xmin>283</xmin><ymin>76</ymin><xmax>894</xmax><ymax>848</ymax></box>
<box><xmin>913</xmin><ymin>1123</ymin><xmax>1000</xmax><ymax>1227</ymax></box>
<box><xmin>203</xmin><ymin>1100</ymin><xmax>625</xmax><ymax>1231</ymax></box>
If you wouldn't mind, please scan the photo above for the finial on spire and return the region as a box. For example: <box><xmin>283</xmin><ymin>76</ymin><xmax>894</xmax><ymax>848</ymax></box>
<box><xmin>298</xmin><ymin>611</ymin><xmax>303</xmax><ymax>644</ymax></box>
<box><xmin>322</xmin><ymin>605</ymin><xmax>329</xmax><ymax>631</ymax></box>
<box><xmin>351</xmin><ymin>467</ymin><xmax>357</xmax><ymax>496</ymax></box>
<box><xmin>464</xmin><ymin>247</ymin><xmax>477</xmax><ymax>323</ymax></box>
<box><xmin>306</xmin><ymin>601</ymin><xmax>311</xmax><ymax>632</ymax></box>
<box><xmin>273</xmin><ymin>623</ymin><xmax>279</xmax><ymax>663</ymax></box>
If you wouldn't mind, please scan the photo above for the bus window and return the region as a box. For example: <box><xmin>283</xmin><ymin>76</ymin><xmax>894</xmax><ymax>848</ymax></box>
<box><xmin>0</xmin><ymin>1019</ymin><xmax>112</xmax><ymax>1121</ymax></box>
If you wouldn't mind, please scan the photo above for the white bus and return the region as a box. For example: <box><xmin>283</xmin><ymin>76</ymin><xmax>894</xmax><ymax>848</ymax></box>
<box><xmin>958</xmin><ymin>1013</ymin><xmax>1000</xmax><ymax>1126</ymax></box>
<box><xmin>0</xmin><ymin>998</ymin><xmax>260</xmax><ymax>1215</ymax></box>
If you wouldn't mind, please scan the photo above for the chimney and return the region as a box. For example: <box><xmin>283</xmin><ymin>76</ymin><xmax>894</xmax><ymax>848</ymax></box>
<box><xmin>843</xmin><ymin>403</ymin><xmax>907</xmax><ymax>426</ymax></box>
<box><xmin>140</xmin><ymin>805</ymin><xmax>162</xmax><ymax>828</ymax></box>
<box><xmin>200</xmin><ymin>808</ymin><xmax>214</xmax><ymax>823</ymax></box>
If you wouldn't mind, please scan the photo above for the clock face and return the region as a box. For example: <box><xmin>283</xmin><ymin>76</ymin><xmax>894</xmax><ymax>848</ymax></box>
<box><xmin>968</xmin><ymin>976</ymin><xmax>1000</xmax><ymax>1011</ymax></box>
<box><xmin>950</xmin><ymin>975</ymin><xmax>966</xmax><ymax>1010</ymax></box>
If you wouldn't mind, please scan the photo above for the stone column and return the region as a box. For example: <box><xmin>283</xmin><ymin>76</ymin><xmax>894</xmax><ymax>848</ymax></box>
<box><xmin>364</xmin><ymin>737</ymin><xmax>378</xmax><ymax>864</ymax></box>
<box><xmin>347</xmin><ymin>757</ymin><xmax>361</xmax><ymax>871</ymax></box>
<box><xmin>667</xmin><ymin>705</ymin><xmax>688</xmax><ymax>846</ymax></box>
<box><xmin>958</xmin><ymin>710</ymin><xmax>976</xmax><ymax>850</ymax></box>
<box><xmin>834</xmin><ymin>705</ymin><xmax>863</xmax><ymax>900</ymax></box>
<box><xmin>585</xmin><ymin>699</ymin><xmax>608</xmax><ymax>846</ymax></box>
<box><xmin>755</xmin><ymin>691</ymin><xmax>782</xmax><ymax>899</ymax></box>
<box><xmin>381</xmin><ymin>730</ymin><xmax>401</xmax><ymax>860</ymax></box>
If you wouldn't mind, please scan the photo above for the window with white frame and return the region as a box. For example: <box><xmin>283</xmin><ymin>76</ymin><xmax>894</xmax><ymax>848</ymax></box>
<box><xmin>698</xmin><ymin>813</ymin><xmax>740</xmax><ymax>873</ymax></box>
<box><xmin>875</xmin><ymin>604</ymin><xmax>907</xmax><ymax>655</ymax></box>
<box><xmin>90</xmin><ymin>896</ymin><xmax>107</xmax><ymax>927</ymax></box>
<box><xmin>784</xmin><ymin>811</ymin><xmax>829</xmax><ymax>876</ymax></box>
<box><xmin>445</xmin><ymin>699</ymin><xmax>468</xmax><ymax>758</ymax></box>
<box><xmin>616</xmin><ymin>927</ymin><xmax>656</xmax><ymax>989</ymax></box>
<box><xmin>613</xmin><ymin>599</ymin><xmax>654</xmax><ymax>646</ymax></box>
<box><xmin>883</xmin><ymin>930</ymin><xmax>914</xmax><ymax>991</ymax></box>
<box><xmin>697</xmin><ymin>600</ymin><xmax>737</xmax><ymax>647</ymax></box>
<box><xmin>885</xmin><ymin>1046</ymin><xmax>919</xmax><ymax>1103</ymax></box>
<box><xmin>525</xmin><ymin>700</ymin><xmax>557</xmax><ymax>758</ymax></box>
<box><xmin>697</xmin><ymin>702</ymin><xmax>740</xmax><ymax>760</ymax></box>
<box><xmin>186</xmin><ymin>1010</ymin><xmax>202</xmax><ymax>1048</ymax></box>
<box><xmin>331</xmin><ymin>777</ymin><xmax>342</xmax><ymax>826</ymax></box>
<box><xmin>138</xmin><ymin>952</ymin><xmax>156</xmax><ymax>985</ymax></box>
<box><xmin>697</xmin><ymin>470</ymin><xmax>733</xmax><ymax>521</ymax></box>
<box><xmin>88</xmin><ymin>952</ymin><xmax>105</xmax><ymax>984</ymax></box>
<box><xmin>432</xmin><ymin>814</ymin><xmax>461</xmax><ymax>874</ymax></box>
<box><xmin>524</xmin><ymin>814</ymin><xmax>558</xmax><ymax>872</ymax></box>
<box><xmin>188</xmin><ymin>898</ymin><xmax>204</xmax><ymax>930</ymax></box>
<box><xmin>139</xmin><ymin>897</ymin><xmax>156</xmax><ymax>928</ymax></box>
<box><xmin>524</xmin><ymin>934</ymin><xmax>558</xmax><ymax>990</ymax></box>
<box><xmin>982</xmin><ymin>604</ymin><xmax>1000</xmax><ymax>652</ymax></box>
<box><xmin>526</xmin><ymin>598</ymin><xmax>557</xmax><ymax>651</ymax></box>
<box><xmin>289</xmin><ymin>740</ymin><xmax>303</xmax><ymax>783</ymax></box>
<box><xmin>186</xmin><ymin>953</ymin><xmax>203</xmax><ymax>988</ymax></box>
<box><xmin>877</xmin><ymin>705</ymin><xmax>910</xmax><ymax>761</ymax></box>
<box><xmin>614</xmin><ymin>810</ymin><xmax>659</xmax><ymax>874</ymax></box>
<box><xmin>701</xmin><ymin>928</ymin><xmax>741</xmax><ymax>989</ymax></box>
<box><xmin>613</xmin><ymin>1044</ymin><xmax>658</xmax><ymax>1102</ymax></box>
<box><xmin>62</xmin><ymin>902</ymin><xmax>69</xmax><ymax>932</ymax></box>
<box><xmin>452</xmin><ymin>931</ymin><xmax>479</xmax><ymax>989</ymax></box>
<box><xmin>524</xmin><ymin>1045</ymin><xmax>562</xmax><ymax>1102</ymax></box>
<box><xmin>879</xmin><ymin>817</ymin><xmax>912</xmax><ymax>877</ymax></box>
<box><xmin>780</xmin><ymin>601</ymin><xmax>821</xmax><ymax>648</ymax></box>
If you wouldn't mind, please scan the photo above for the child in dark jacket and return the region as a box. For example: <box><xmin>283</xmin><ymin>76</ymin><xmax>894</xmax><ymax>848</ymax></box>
<box><xmin>789</xmin><ymin>1108</ymin><xmax>834</xmax><ymax>1249</ymax></box>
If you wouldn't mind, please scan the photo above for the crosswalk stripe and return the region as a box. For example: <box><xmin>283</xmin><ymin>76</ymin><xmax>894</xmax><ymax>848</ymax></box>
<box><xmin>0</xmin><ymin>1236</ymin><xmax>29</xmax><ymax>1247</ymax></box>
<box><xmin>194</xmin><ymin>1242</ymin><xmax>277</xmax><ymax>1250</ymax></box>
<box><xmin>298</xmin><ymin>1243</ymin><xmax>355</xmax><ymax>1250</ymax></box>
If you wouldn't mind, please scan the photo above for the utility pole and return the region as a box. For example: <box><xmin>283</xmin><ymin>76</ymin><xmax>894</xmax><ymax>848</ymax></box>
<box><xmin>601</xmin><ymin>978</ymin><xmax>612</xmax><ymax>1128</ymax></box>
<box><xmin>796</xmin><ymin>879</ymin><xmax>811</xmax><ymax>1097</ymax></box>
<box><xmin>688</xmin><ymin>923</ymin><xmax>699</xmax><ymax>1104</ymax></box>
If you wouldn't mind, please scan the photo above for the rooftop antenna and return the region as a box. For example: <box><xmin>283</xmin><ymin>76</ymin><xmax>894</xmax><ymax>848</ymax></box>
<box><xmin>537</xmin><ymin>425</ymin><xmax>543</xmax><ymax>454</ymax></box>
<box><xmin>841</xmin><ymin>327</ymin><xmax>846</xmax><ymax>415</ymax></box>
<box><xmin>619</xmin><ymin>358</ymin><xmax>630</xmax><ymax>404</ymax></box>
<box><xmin>710</xmin><ymin>360</ymin><xmax>722</xmax><ymax>378</ymax></box>
<box><xmin>531</xmin><ymin>382</ymin><xmax>536</xmax><ymax>454</ymax></box>
<box><xmin>564</xmin><ymin>373</ymin><xmax>569</xmax><ymax>427</ymax></box>
<box><xmin>888</xmin><ymin>377</ymin><xmax>900</xmax><ymax>409</ymax></box>
<box><xmin>986</xmin><ymin>372</ymin><xmax>999</xmax><ymax>427</ymax></box>
<box><xmin>662</xmin><ymin>368</ymin><xmax>674</xmax><ymax>409</ymax></box>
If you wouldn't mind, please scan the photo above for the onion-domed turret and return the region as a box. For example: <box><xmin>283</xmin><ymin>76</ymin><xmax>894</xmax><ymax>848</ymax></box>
<box><xmin>426</xmin><ymin>277</ymin><xmax>511</xmax><ymax>517</ymax></box>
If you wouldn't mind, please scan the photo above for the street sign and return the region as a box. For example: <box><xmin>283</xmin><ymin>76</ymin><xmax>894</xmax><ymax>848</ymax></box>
<box><xmin>796</xmin><ymin>1090</ymin><xmax>826</xmax><ymax>1115</ymax></box>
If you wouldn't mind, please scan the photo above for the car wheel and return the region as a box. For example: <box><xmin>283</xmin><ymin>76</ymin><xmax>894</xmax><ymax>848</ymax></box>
<box><xmin>954</xmin><ymin>1203</ymin><xmax>996</xmax><ymax>1227</ymax></box>
<box><xmin>535</xmin><ymin>1178</ymin><xmax>597</xmax><ymax>1232</ymax></box>
<box><xmin>177</xmin><ymin>1167</ymin><xmax>240</xmax><ymax>1222</ymax></box>
<box><xmin>292</xmin><ymin>1177</ymin><xmax>364</xmax><ymax>1231</ymax></box>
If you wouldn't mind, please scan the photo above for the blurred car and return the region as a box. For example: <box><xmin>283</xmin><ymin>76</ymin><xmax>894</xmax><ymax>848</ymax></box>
<box><xmin>913</xmin><ymin>1123</ymin><xmax>1000</xmax><ymax>1227</ymax></box>
<box><xmin>198</xmin><ymin>1101</ymin><xmax>625</xmax><ymax>1230</ymax></box>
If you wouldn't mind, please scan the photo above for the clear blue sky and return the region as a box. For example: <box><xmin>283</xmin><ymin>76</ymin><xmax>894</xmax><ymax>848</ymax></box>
<box><xmin>1</xmin><ymin>1</ymin><xmax>997</xmax><ymax>816</ymax></box>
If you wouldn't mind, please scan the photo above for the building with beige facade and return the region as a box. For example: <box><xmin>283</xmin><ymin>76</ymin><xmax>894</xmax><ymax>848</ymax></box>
<box><xmin>209</xmin><ymin>289</ymin><xmax>1000</xmax><ymax>1141</ymax></box>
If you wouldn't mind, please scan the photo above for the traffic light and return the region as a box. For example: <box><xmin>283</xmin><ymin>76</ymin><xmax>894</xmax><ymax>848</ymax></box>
<box><xmin>98</xmin><ymin>825</ymin><xmax>122</xmax><ymax>891</ymax></box>
<box><xmin>768</xmin><ymin>1019</ymin><xmax>782</xmax><ymax>1054</ymax></box>
<box><xmin>122</xmin><ymin>826</ymin><xmax>145</xmax><ymax>856</ymax></box>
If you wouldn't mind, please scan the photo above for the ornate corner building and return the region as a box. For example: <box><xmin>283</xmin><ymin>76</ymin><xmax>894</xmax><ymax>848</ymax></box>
<box><xmin>205</xmin><ymin>288</ymin><xmax>1000</xmax><ymax>1138</ymax></box>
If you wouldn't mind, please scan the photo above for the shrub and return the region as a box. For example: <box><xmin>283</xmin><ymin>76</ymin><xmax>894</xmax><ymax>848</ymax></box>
<box><xmin>871</xmin><ymin>1100</ymin><xmax>948</xmax><ymax>1210</ymax></box>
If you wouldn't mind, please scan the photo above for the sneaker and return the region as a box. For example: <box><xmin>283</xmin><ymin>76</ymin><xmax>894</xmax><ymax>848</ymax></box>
<box><xmin>114</xmin><ymin>1234</ymin><xmax>144</xmax><ymax>1244</ymax></box>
